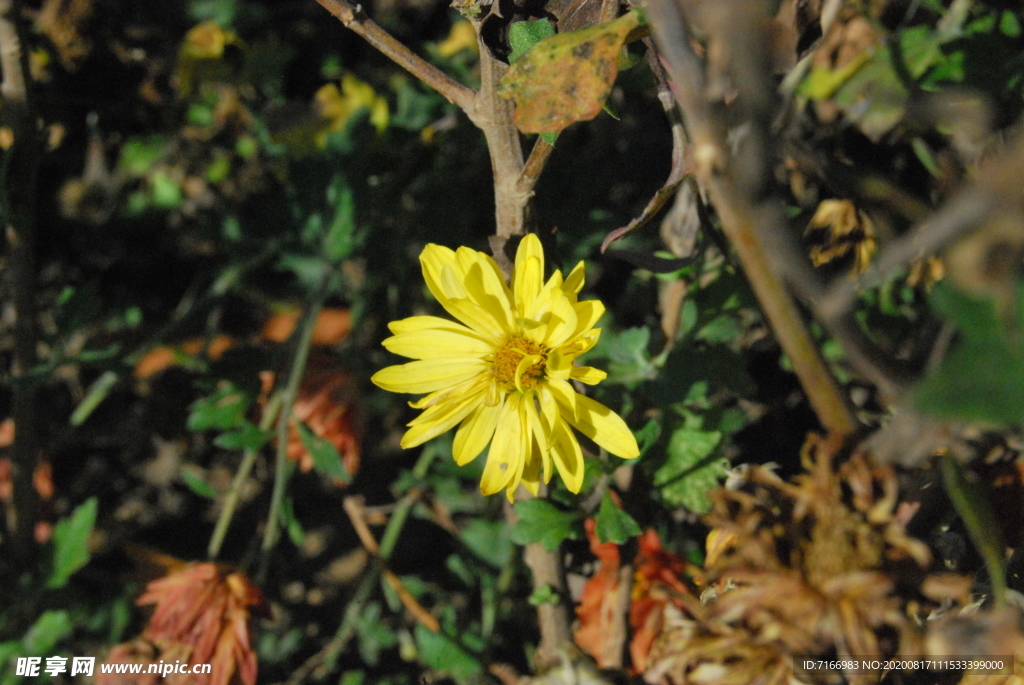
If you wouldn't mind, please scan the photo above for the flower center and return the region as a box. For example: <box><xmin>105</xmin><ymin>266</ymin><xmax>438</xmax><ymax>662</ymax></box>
<box><xmin>493</xmin><ymin>335</ymin><xmax>547</xmax><ymax>392</ymax></box>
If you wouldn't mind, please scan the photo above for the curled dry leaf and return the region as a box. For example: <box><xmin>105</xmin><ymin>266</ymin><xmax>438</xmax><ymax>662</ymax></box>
<box><xmin>575</xmin><ymin>519</ymin><xmax>698</xmax><ymax>674</ymax></box>
<box><xmin>805</xmin><ymin>198</ymin><xmax>876</xmax><ymax>274</ymax></box>
<box><xmin>498</xmin><ymin>11</ymin><xmax>642</xmax><ymax>133</ymax></box>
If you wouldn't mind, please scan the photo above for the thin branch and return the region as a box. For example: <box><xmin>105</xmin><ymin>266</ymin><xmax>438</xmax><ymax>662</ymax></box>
<box><xmin>1</xmin><ymin>0</ymin><xmax>41</xmax><ymax>561</ymax></box>
<box><xmin>645</xmin><ymin>0</ymin><xmax>858</xmax><ymax>438</ymax></box>
<box><xmin>313</xmin><ymin>0</ymin><xmax>476</xmax><ymax>110</ymax></box>
<box><xmin>818</xmin><ymin>190</ymin><xmax>993</xmax><ymax>321</ymax></box>
<box><xmin>516</xmin><ymin>136</ymin><xmax>556</xmax><ymax>196</ymax></box>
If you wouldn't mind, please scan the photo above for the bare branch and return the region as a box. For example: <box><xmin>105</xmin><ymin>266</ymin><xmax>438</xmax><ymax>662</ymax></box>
<box><xmin>645</xmin><ymin>0</ymin><xmax>858</xmax><ymax>438</ymax></box>
<box><xmin>313</xmin><ymin>0</ymin><xmax>476</xmax><ymax>110</ymax></box>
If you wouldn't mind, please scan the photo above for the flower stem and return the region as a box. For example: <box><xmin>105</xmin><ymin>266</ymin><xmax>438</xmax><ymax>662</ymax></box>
<box><xmin>261</xmin><ymin>272</ymin><xmax>331</xmax><ymax>554</ymax></box>
<box><xmin>207</xmin><ymin>391</ymin><xmax>282</xmax><ymax>560</ymax></box>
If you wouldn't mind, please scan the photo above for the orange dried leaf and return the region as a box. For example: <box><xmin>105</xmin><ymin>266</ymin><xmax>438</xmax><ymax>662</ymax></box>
<box><xmin>261</xmin><ymin>308</ymin><xmax>352</xmax><ymax>345</ymax></box>
<box><xmin>575</xmin><ymin>518</ymin><xmax>624</xmax><ymax>667</ymax></box>
<box><xmin>498</xmin><ymin>11</ymin><xmax>641</xmax><ymax>133</ymax></box>
<box><xmin>135</xmin><ymin>562</ymin><xmax>264</xmax><ymax>685</ymax></box>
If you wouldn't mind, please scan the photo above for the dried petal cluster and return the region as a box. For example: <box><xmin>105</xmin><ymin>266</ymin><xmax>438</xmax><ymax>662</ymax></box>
<box><xmin>643</xmin><ymin>440</ymin><xmax>969</xmax><ymax>685</ymax></box>
<box><xmin>101</xmin><ymin>563</ymin><xmax>264</xmax><ymax>685</ymax></box>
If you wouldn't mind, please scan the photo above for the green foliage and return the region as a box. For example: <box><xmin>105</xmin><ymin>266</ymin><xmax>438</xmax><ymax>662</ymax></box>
<box><xmin>47</xmin><ymin>498</ymin><xmax>97</xmax><ymax>589</ymax></box>
<box><xmin>914</xmin><ymin>283</ymin><xmax>1024</xmax><ymax>424</ymax></box>
<box><xmin>508</xmin><ymin>19</ymin><xmax>556</xmax><ymax>64</ymax></box>
<box><xmin>594</xmin><ymin>491</ymin><xmax>641</xmax><ymax>544</ymax></box>
<box><xmin>654</xmin><ymin>413</ymin><xmax>727</xmax><ymax>513</ymax></box>
<box><xmin>510</xmin><ymin>500</ymin><xmax>581</xmax><ymax>551</ymax></box>
<box><xmin>188</xmin><ymin>383</ymin><xmax>251</xmax><ymax>432</ymax></box>
<box><xmin>296</xmin><ymin>421</ymin><xmax>352</xmax><ymax>482</ymax></box>
<box><xmin>413</xmin><ymin>625</ymin><xmax>483</xmax><ymax>685</ymax></box>
<box><xmin>0</xmin><ymin>612</ymin><xmax>74</xmax><ymax>685</ymax></box>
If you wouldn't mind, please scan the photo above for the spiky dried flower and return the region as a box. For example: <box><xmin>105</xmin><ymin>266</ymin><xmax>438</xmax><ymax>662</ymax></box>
<box><xmin>102</xmin><ymin>563</ymin><xmax>264</xmax><ymax>685</ymax></box>
<box><xmin>644</xmin><ymin>437</ymin><xmax>969</xmax><ymax>685</ymax></box>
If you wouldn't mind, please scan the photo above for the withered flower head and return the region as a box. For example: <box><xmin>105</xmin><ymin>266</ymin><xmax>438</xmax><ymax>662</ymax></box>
<box><xmin>644</xmin><ymin>437</ymin><xmax>965</xmax><ymax>685</ymax></box>
<box><xmin>103</xmin><ymin>562</ymin><xmax>264</xmax><ymax>685</ymax></box>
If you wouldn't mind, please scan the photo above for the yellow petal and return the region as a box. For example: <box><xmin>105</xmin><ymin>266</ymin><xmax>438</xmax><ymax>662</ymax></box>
<box><xmin>570</xmin><ymin>366</ymin><xmax>607</xmax><ymax>385</ymax></box>
<box><xmin>564</xmin><ymin>394</ymin><xmax>639</xmax><ymax>459</ymax></box>
<box><xmin>514</xmin><ymin>234</ymin><xmax>544</xmax><ymax>316</ymax></box>
<box><xmin>545</xmin><ymin>378</ymin><xmax>577</xmax><ymax>418</ymax></box>
<box><xmin>551</xmin><ymin>419</ymin><xmax>584</xmax><ymax>493</ymax></box>
<box><xmin>514</xmin><ymin>353</ymin><xmax>542</xmax><ymax>393</ymax></box>
<box><xmin>563</xmin><ymin>261</ymin><xmax>586</xmax><ymax>296</ymax></box>
<box><xmin>458</xmin><ymin>249</ymin><xmax>514</xmax><ymax>332</ymax></box>
<box><xmin>388</xmin><ymin>315</ymin><xmax>479</xmax><ymax>336</ymax></box>
<box><xmin>382</xmin><ymin>329</ymin><xmax>493</xmax><ymax>360</ymax></box>
<box><xmin>538</xmin><ymin>386</ymin><xmax>559</xmax><ymax>435</ymax></box>
<box><xmin>410</xmin><ymin>375</ymin><xmax>488</xmax><ymax>409</ymax></box>
<box><xmin>371</xmin><ymin>358</ymin><xmax>488</xmax><ymax>394</ymax></box>
<box><xmin>453</xmin><ymin>395</ymin><xmax>504</xmax><ymax>465</ymax></box>
<box><xmin>445</xmin><ymin>297</ymin><xmax>505</xmax><ymax>340</ymax></box>
<box><xmin>480</xmin><ymin>394</ymin><xmax>525</xmax><ymax>495</ymax></box>
<box><xmin>419</xmin><ymin>244</ymin><xmax>461</xmax><ymax>302</ymax></box>
<box><xmin>541</xmin><ymin>292</ymin><xmax>578</xmax><ymax>347</ymax></box>
<box><xmin>523</xmin><ymin>395</ymin><xmax>552</xmax><ymax>482</ymax></box>
<box><xmin>571</xmin><ymin>300</ymin><xmax>605</xmax><ymax>337</ymax></box>
<box><xmin>401</xmin><ymin>387</ymin><xmax>483</xmax><ymax>448</ymax></box>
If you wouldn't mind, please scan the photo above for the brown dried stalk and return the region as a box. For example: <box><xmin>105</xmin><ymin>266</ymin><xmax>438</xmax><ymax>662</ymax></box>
<box><xmin>0</xmin><ymin>0</ymin><xmax>41</xmax><ymax>561</ymax></box>
<box><xmin>644</xmin><ymin>0</ymin><xmax>858</xmax><ymax>438</ymax></box>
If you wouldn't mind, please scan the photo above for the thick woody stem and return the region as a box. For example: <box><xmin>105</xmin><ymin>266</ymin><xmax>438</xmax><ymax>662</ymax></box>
<box><xmin>0</xmin><ymin>0</ymin><xmax>40</xmax><ymax>562</ymax></box>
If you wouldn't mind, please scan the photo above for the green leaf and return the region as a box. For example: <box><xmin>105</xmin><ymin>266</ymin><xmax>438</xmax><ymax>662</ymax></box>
<box><xmin>279</xmin><ymin>497</ymin><xmax>305</xmax><ymax>547</ymax></box>
<box><xmin>414</xmin><ymin>625</ymin><xmax>483</xmax><ymax>685</ymax></box>
<box><xmin>941</xmin><ymin>454</ymin><xmax>1007</xmax><ymax>606</ymax></box>
<box><xmin>528</xmin><ymin>583</ymin><xmax>560</xmax><ymax>606</ymax></box>
<box><xmin>296</xmin><ymin>422</ymin><xmax>352</xmax><ymax>482</ymax></box>
<box><xmin>654</xmin><ymin>414</ymin><xmax>725</xmax><ymax>513</ymax></box>
<box><xmin>914</xmin><ymin>283</ymin><xmax>1024</xmax><ymax>424</ymax></box>
<box><xmin>594</xmin><ymin>491</ymin><xmax>641</xmax><ymax>544</ymax></box>
<box><xmin>508</xmin><ymin>19</ymin><xmax>556</xmax><ymax>64</ymax></box>
<box><xmin>188</xmin><ymin>383</ymin><xmax>250</xmax><ymax>432</ymax></box>
<box><xmin>21</xmin><ymin>611</ymin><xmax>73</xmax><ymax>654</ymax></box>
<box><xmin>118</xmin><ymin>136</ymin><xmax>166</xmax><ymax>176</ymax></box>
<box><xmin>460</xmin><ymin>519</ymin><xmax>513</xmax><ymax>567</ymax></box>
<box><xmin>510</xmin><ymin>500</ymin><xmax>580</xmax><ymax>551</ymax></box>
<box><xmin>48</xmin><ymin>498</ymin><xmax>97</xmax><ymax>588</ymax></box>
<box><xmin>150</xmin><ymin>170</ymin><xmax>184</xmax><ymax>209</ymax></box>
<box><xmin>179</xmin><ymin>466</ymin><xmax>219</xmax><ymax>499</ymax></box>
<box><xmin>325</xmin><ymin>183</ymin><xmax>357</xmax><ymax>262</ymax></box>
<box><xmin>213</xmin><ymin>420</ymin><xmax>270</xmax><ymax>451</ymax></box>
<box><xmin>633</xmin><ymin>418</ymin><xmax>661</xmax><ymax>459</ymax></box>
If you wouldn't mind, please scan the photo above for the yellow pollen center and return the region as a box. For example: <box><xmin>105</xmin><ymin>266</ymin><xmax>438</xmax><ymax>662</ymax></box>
<box><xmin>492</xmin><ymin>336</ymin><xmax>547</xmax><ymax>391</ymax></box>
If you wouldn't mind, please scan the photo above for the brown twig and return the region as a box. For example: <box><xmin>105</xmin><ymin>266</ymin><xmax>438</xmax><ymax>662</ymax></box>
<box><xmin>505</xmin><ymin>498</ymin><xmax>573</xmax><ymax>667</ymax></box>
<box><xmin>313</xmin><ymin>0</ymin><xmax>475</xmax><ymax>110</ymax></box>
<box><xmin>343</xmin><ymin>494</ymin><xmax>440</xmax><ymax>632</ymax></box>
<box><xmin>645</xmin><ymin>0</ymin><xmax>858</xmax><ymax>438</ymax></box>
<box><xmin>466</xmin><ymin>26</ymin><xmax>528</xmax><ymax>248</ymax></box>
<box><xmin>1</xmin><ymin>0</ymin><xmax>41</xmax><ymax>561</ymax></box>
<box><xmin>516</xmin><ymin>137</ymin><xmax>556</xmax><ymax>196</ymax></box>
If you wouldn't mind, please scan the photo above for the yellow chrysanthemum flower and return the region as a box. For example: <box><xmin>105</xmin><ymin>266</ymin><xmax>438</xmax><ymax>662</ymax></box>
<box><xmin>372</xmin><ymin>234</ymin><xmax>639</xmax><ymax>501</ymax></box>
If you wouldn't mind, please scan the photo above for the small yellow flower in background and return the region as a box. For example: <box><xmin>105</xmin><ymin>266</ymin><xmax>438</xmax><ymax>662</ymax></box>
<box><xmin>315</xmin><ymin>73</ymin><xmax>389</xmax><ymax>141</ymax></box>
<box><xmin>372</xmin><ymin>234</ymin><xmax>639</xmax><ymax>501</ymax></box>
<box><xmin>436</xmin><ymin>20</ymin><xmax>479</xmax><ymax>58</ymax></box>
